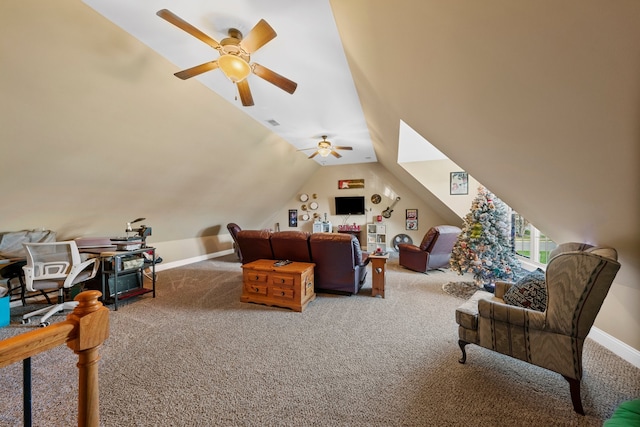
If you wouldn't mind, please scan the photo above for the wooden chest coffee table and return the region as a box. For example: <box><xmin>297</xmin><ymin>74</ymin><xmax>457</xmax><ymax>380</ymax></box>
<box><xmin>241</xmin><ymin>259</ymin><xmax>315</xmax><ymax>312</ymax></box>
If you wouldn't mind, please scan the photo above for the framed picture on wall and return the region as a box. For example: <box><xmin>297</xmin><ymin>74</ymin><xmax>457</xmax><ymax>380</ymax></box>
<box><xmin>406</xmin><ymin>209</ymin><xmax>418</xmax><ymax>230</ymax></box>
<box><xmin>450</xmin><ymin>172</ymin><xmax>469</xmax><ymax>195</ymax></box>
<box><xmin>338</xmin><ymin>179</ymin><xmax>365</xmax><ymax>189</ymax></box>
<box><xmin>289</xmin><ymin>209</ymin><xmax>298</xmax><ymax>227</ymax></box>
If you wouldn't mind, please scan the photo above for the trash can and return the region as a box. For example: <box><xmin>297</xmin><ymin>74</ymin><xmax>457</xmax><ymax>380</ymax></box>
<box><xmin>0</xmin><ymin>295</ymin><xmax>9</xmax><ymax>327</ymax></box>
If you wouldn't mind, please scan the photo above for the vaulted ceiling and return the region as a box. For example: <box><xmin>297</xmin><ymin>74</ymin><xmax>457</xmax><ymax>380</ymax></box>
<box><xmin>83</xmin><ymin>0</ymin><xmax>378</xmax><ymax>166</ymax></box>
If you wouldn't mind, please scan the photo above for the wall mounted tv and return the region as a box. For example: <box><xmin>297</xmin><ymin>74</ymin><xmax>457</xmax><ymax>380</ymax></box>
<box><xmin>335</xmin><ymin>196</ymin><xmax>366</xmax><ymax>215</ymax></box>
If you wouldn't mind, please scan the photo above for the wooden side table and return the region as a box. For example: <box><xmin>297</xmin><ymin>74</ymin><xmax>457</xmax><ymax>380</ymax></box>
<box><xmin>369</xmin><ymin>253</ymin><xmax>390</xmax><ymax>298</ymax></box>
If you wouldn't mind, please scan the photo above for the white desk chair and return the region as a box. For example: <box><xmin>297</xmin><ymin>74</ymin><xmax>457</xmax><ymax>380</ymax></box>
<box><xmin>21</xmin><ymin>241</ymin><xmax>99</xmax><ymax>327</ymax></box>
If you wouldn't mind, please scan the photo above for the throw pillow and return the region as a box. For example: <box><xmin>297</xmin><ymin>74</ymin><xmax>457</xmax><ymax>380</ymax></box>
<box><xmin>503</xmin><ymin>268</ymin><xmax>547</xmax><ymax>311</ymax></box>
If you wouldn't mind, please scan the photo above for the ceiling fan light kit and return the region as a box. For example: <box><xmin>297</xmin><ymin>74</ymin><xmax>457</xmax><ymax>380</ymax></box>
<box><xmin>156</xmin><ymin>9</ymin><xmax>297</xmax><ymax>107</ymax></box>
<box><xmin>300</xmin><ymin>135</ymin><xmax>353</xmax><ymax>160</ymax></box>
<box><xmin>218</xmin><ymin>54</ymin><xmax>251</xmax><ymax>82</ymax></box>
<box><xmin>317</xmin><ymin>141</ymin><xmax>332</xmax><ymax>158</ymax></box>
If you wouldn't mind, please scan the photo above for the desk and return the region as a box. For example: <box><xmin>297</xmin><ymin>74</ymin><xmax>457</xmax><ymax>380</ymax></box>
<box><xmin>95</xmin><ymin>247</ymin><xmax>156</xmax><ymax>311</ymax></box>
<box><xmin>369</xmin><ymin>253</ymin><xmax>390</xmax><ymax>298</ymax></box>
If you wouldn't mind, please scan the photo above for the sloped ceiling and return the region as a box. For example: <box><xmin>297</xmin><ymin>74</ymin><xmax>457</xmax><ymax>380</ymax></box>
<box><xmin>330</xmin><ymin>0</ymin><xmax>640</xmax><ymax>275</ymax></box>
<box><xmin>81</xmin><ymin>0</ymin><xmax>378</xmax><ymax>166</ymax></box>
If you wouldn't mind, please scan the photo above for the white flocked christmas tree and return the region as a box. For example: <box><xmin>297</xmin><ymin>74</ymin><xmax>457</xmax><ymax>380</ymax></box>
<box><xmin>450</xmin><ymin>186</ymin><xmax>521</xmax><ymax>286</ymax></box>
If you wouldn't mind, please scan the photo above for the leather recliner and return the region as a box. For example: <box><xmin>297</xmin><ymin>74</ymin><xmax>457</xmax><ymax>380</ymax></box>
<box><xmin>398</xmin><ymin>225</ymin><xmax>461</xmax><ymax>272</ymax></box>
<box><xmin>235</xmin><ymin>230</ymin><xmax>369</xmax><ymax>295</ymax></box>
<box><xmin>309</xmin><ymin>233</ymin><xmax>369</xmax><ymax>294</ymax></box>
<box><xmin>235</xmin><ymin>230</ymin><xmax>274</xmax><ymax>264</ymax></box>
<box><xmin>226</xmin><ymin>223</ymin><xmax>243</xmax><ymax>262</ymax></box>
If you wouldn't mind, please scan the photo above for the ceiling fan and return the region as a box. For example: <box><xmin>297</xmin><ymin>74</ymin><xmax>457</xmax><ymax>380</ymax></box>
<box><xmin>156</xmin><ymin>9</ymin><xmax>297</xmax><ymax>107</ymax></box>
<box><xmin>299</xmin><ymin>135</ymin><xmax>353</xmax><ymax>159</ymax></box>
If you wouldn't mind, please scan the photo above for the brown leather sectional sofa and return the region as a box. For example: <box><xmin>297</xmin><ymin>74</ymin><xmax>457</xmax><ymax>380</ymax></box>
<box><xmin>235</xmin><ymin>230</ymin><xmax>370</xmax><ymax>295</ymax></box>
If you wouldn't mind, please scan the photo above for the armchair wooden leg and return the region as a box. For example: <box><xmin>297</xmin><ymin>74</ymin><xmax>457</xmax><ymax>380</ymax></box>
<box><xmin>563</xmin><ymin>376</ymin><xmax>585</xmax><ymax>415</ymax></box>
<box><xmin>458</xmin><ymin>340</ymin><xmax>468</xmax><ymax>364</ymax></box>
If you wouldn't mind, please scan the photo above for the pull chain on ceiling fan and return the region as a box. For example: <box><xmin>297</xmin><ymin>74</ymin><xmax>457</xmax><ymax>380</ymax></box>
<box><xmin>299</xmin><ymin>135</ymin><xmax>353</xmax><ymax>159</ymax></box>
<box><xmin>156</xmin><ymin>9</ymin><xmax>297</xmax><ymax>107</ymax></box>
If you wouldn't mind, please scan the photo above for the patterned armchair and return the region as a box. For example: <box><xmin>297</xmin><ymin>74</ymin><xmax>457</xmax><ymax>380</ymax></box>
<box><xmin>455</xmin><ymin>243</ymin><xmax>621</xmax><ymax>414</ymax></box>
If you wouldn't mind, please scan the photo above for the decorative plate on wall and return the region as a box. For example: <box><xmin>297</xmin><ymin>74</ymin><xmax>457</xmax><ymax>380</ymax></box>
<box><xmin>371</xmin><ymin>194</ymin><xmax>381</xmax><ymax>204</ymax></box>
<box><xmin>309</xmin><ymin>201</ymin><xmax>318</xmax><ymax>210</ymax></box>
<box><xmin>300</xmin><ymin>194</ymin><xmax>309</xmax><ymax>202</ymax></box>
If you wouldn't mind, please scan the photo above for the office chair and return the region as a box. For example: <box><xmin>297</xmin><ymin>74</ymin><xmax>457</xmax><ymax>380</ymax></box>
<box><xmin>21</xmin><ymin>241</ymin><xmax>99</xmax><ymax>327</ymax></box>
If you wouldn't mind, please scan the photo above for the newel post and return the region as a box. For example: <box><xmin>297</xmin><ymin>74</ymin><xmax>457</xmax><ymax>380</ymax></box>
<box><xmin>66</xmin><ymin>291</ymin><xmax>110</xmax><ymax>427</ymax></box>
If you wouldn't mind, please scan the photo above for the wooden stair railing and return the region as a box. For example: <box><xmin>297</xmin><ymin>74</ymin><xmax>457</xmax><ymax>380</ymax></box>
<box><xmin>0</xmin><ymin>290</ymin><xmax>109</xmax><ymax>427</ymax></box>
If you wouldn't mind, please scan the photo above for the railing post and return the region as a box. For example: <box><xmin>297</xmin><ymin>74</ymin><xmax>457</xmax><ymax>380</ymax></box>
<box><xmin>66</xmin><ymin>291</ymin><xmax>110</xmax><ymax>427</ymax></box>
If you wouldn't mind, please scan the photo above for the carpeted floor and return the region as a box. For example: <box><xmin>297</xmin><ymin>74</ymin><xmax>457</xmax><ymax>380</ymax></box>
<box><xmin>442</xmin><ymin>281</ymin><xmax>481</xmax><ymax>300</ymax></box>
<box><xmin>0</xmin><ymin>254</ymin><xmax>638</xmax><ymax>426</ymax></box>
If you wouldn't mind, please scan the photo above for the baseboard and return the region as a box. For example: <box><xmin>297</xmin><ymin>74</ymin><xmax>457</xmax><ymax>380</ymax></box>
<box><xmin>153</xmin><ymin>249</ymin><xmax>235</xmax><ymax>272</ymax></box>
<box><xmin>588</xmin><ymin>327</ymin><xmax>640</xmax><ymax>369</ymax></box>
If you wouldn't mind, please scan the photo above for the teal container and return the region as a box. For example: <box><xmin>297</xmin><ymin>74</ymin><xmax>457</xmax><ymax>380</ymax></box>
<box><xmin>0</xmin><ymin>295</ymin><xmax>9</xmax><ymax>327</ymax></box>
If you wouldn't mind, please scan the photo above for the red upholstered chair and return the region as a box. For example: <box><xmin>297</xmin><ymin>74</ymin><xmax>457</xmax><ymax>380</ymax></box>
<box><xmin>398</xmin><ymin>225</ymin><xmax>461</xmax><ymax>272</ymax></box>
<box><xmin>236</xmin><ymin>230</ymin><xmax>274</xmax><ymax>264</ymax></box>
<box><xmin>270</xmin><ymin>231</ymin><xmax>312</xmax><ymax>262</ymax></box>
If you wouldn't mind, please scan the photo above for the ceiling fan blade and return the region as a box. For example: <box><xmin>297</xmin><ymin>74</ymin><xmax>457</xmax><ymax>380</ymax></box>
<box><xmin>157</xmin><ymin>9</ymin><xmax>220</xmax><ymax>50</ymax></box>
<box><xmin>331</xmin><ymin>151</ymin><xmax>342</xmax><ymax>158</ymax></box>
<box><xmin>308</xmin><ymin>151</ymin><xmax>319</xmax><ymax>159</ymax></box>
<box><xmin>240</xmin><ymin>19</ymin><xmax>277</xmax><ymax>54</ymax></box>
<box><xmin>297</xmin><ymin>147</ymin><xmax>317</xmax><ymax>151</ymax></box>
<box><xmin>237</xmin><ymin>79</ymin><xmax>254</xmax><ymax>107</ymax></box>
<box><xmin>174</xmin><ymin>61</ymin><xmax>219</xmax><ymax>80</ymax></box>
<box><xmin>252</xmin><ymin>63</ymin><xmax>297</xmax><ymax>94</ymax></box>
<box><xmin>333</xmin><ymin>146</ymin><xmax>353</xmax><ymax>151</ymax></box>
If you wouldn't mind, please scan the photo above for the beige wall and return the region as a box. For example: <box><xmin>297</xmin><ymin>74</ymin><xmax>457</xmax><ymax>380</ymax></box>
<box><xmin>400</xmin><ymin>159</ymin><xmax>483</xmax><ymax>218</ymax></box>
<box><xmin>270</xmin><ymin>163</ymin><xmax>452</xmax><ymax>245</ymax></box>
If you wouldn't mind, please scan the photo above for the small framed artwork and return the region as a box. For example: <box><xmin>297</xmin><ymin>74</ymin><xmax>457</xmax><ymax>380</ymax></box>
<box><xmin>338</xmin><ymin>179</ymin><xmax>365</xmax><ymax>189</ymax></box>
<box><xmin>406</xmin><ymin>209</ymin><xmax>418</xmax><ymax>230</ymax></box>
<box><xmin>450</xmin><ymin>172</ymin><xmax>469</xmax><ymax>195</ymax></box>
<box><xmin>288</xmin><ymin>209</ymin><xmax>298</xmax><ymax>227</ymax></box>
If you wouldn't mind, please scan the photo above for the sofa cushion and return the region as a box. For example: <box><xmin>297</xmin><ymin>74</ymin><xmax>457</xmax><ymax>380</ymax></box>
<box><xmin>270</xmin><ymin>231</ymin><xmax>312</xmax><ymax>262</ymax></box>
<box><xmin>503</xmin><ymin>268</ymin><xmax>547</xmax><ymax>311</ymax></box>
<box><xmin>455</xmin><ymin>289</ymin><xmax>495</xmax><ymax>332</ymax></box>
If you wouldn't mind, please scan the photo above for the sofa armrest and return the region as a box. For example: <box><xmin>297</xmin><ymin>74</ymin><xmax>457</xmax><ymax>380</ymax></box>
<box><xmin>361</xmin><ymin>252</ymin><xmax>370</xmax><ymax>265</ymax></box>
<box><xmin>478</xmin><ymin>298</ymin><xmax>546</xmax><ymax>329</ymax></box>
<box><xmin>397</xmin><ymin>244</ymin><xmax>421</xmax><ymax>253</ymax></box>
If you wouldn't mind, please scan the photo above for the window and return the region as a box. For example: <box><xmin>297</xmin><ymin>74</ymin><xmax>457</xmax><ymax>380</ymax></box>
<box><xmin>513</xmin><ymin>213</ymin><xmax>557</xmax><ymax>265</ymax></box>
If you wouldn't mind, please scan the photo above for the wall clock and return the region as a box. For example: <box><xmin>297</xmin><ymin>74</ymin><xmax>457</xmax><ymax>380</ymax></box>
<box><xmin>371</xmin><ymin>194</ymin><xmax>381</xmax><ymax>204</ymax></box>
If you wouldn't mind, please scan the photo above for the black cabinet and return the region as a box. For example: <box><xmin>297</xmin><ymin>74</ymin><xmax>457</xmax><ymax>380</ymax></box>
<box><xmin>88</xmin><ymin>247</ymin><xmax>156</xmax><ymax>311</ymax></box>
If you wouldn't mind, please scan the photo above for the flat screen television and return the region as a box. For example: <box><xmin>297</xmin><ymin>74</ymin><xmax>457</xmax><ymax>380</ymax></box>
<box><xmin>335</xmin><ymin>196</ymin><xmax>366</xmax><ymax>215</ymax></box>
